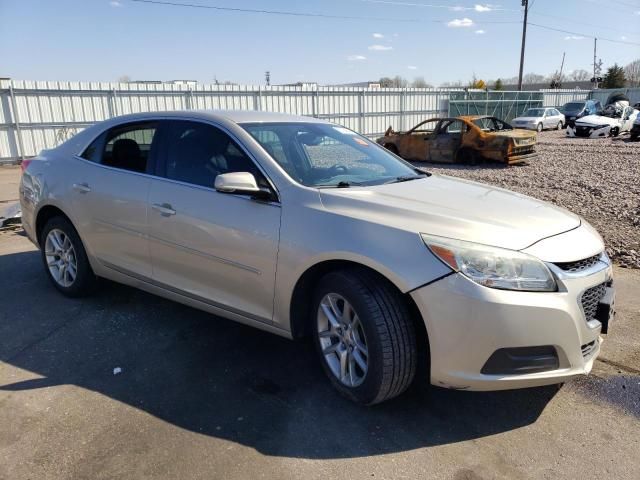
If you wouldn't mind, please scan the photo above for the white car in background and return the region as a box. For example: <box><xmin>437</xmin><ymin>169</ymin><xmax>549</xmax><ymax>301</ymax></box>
<box><xmin>567</xmin><ymin>93</ymin><xmax>640</xmax><ymax>138</ymax></box>
<box><xmin>512</xmin><ymin>107</ymin><xmax>565</xmax><ymax>132</ymax></box>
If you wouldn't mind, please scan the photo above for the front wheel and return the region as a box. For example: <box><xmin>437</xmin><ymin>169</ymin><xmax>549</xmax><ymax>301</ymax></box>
<box><xmin>557</xmin><ymin>121</ymin><xmax>563</xmax><ymax>130</ymax></box>
<box><xmin>610</xmin><ymin>127</ymin><xmax>620</xmax><ymax>137</ymax></box>
<box><xmin>536</xmin><ymin>123</ymin><xmax>543</xmax><ymax>133</ymax></box>
<box><xmin>312</xmin><ymin>269</ymin><xmax>417</xmax><ymax>405</ymax></box>
<box><xmin>40</xmin><ymin>216</ymin><xmax>98</xmax><ymax>297</ymax></box>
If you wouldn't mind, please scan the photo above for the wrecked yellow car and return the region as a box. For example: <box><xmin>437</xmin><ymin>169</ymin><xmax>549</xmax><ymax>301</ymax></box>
<box><xmin>376</xmin><ymin>116</ymin><xmax>538</xmax><ymax>165</ymax></box>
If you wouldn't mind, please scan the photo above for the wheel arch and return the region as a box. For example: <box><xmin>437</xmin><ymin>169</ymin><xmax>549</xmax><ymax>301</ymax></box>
<box><xmin>289</xmin><ymin>260</ymin><xmax>428</xmax><ymax>354</ymax></box>
<box><xmin>35</xmin><ymin>204</ymin><xmax>75</xmax><ymax>247</ymax></box>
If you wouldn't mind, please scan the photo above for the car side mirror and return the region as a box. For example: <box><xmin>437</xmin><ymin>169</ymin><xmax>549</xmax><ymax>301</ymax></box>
<box><xmin>215</xmin><ymin>172</ymin><xmax>260</xmax><ymax>194</ymax></box>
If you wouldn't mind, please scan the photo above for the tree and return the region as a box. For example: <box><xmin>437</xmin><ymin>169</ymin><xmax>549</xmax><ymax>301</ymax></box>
<box><xmin>118</xmin><ymin>75</ymin><xmax>132</xmax><ymax>83</ymax></box>
<box><xmin>522</xmin><ymin>73</ymin><xmax>545</xmax><ymax>85</ymax></box>
<box><xmin>569</xmin><ymin>69</ymin><xmax>590</xmax><ymax>81</ymax></box>
<box><xmin>493</xmin><ymin>78</ymin><xmax>504</xmax><ymax>90</ymax></box>
<box><xmin>411</xmin><ymin>76</ymin><xmax>432</xmax><ymax>88</ymax></box>
<box><xmin>378</xmin><ymin>76</ymin><xmax>408</xmax><ymax>87</ymax></box>
<box><xmin>624</xmin><ymin>59</ymin><xmax>640</xmax><ymax>87</ymax></box>
<box><xmin>602</xmin><ymin>64</ymin><xmax>626</xmax><ymax>89</ymax></box>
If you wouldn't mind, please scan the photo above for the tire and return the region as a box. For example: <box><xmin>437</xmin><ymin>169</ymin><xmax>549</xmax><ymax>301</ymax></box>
<box><xmin>536</xmin><ymin>123</ymin><xmax>543</xmax><ymax>133</ymax></box>
<box><xmin>610</xmin><ymin>127</ymin><xmax>620</xmax><ymax>137</ymax></box>
<box><xmin>312</xmin><ymin>268</ymin><xmax>417</xmax><ymax>405</ymax></box>
<box><xmin>40</xmin><ymin>216</ymin><xmax>98</xmax><ymax>297</ymax></box>
<box><xmin>456</xmin><ymin>148</ymin><xmax>479</xmax><ymax>165</ymax></box>
<box><xmin>556</xmin><ymin>121</ymin><xmax>563</xmax><ymax>130</ymax></box>
<box><xmin>384</xmin><ymin>143</ymin><xmax>399</xmax><ymax>156</ymax></box>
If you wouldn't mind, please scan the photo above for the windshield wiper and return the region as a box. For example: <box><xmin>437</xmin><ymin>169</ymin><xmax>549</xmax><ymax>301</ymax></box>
<box><xmin>384</xmin><ymin>174</ymin><xmax>428</xmax><ymax>184</ymax></box>
<box><xmin>316</xmin><ymin>180</ymin><xmax>363</xmax><ymax>188</ymax></box>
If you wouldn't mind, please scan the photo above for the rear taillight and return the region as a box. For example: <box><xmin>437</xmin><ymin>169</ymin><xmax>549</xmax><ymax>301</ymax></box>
<box><xmin>20</xmin><ymin>159</ymin><xmax>32</xmax><ymax>173</ymax></box>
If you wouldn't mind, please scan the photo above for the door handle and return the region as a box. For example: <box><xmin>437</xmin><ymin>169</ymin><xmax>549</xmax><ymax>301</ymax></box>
<box><xmin>152</xmin><ymin>203</ymin><xmax>176</xmax><ymax>217</ymax></box>
<box><xmin>72</xmin><ymin>183</ymin><xmax>91</xmax><ymax>193</ymax></box>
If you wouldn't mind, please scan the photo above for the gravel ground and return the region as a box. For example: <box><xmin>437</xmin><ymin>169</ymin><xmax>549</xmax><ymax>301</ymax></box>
<box><xmin>412</xmin><ymin>130</ymin><xmax>640</xmax><ymax>269</ymax></box>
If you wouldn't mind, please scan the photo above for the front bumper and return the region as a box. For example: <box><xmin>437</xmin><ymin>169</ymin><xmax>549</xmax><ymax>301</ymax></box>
<box><xmin>566</xmin><ymin>124</ymin><xmax>611</xmax><ymax>138</ymax></box>
<box><xmin>411</xmin><ymin>262</ymin><xmax>613</xmax><ymax>391</ymax></box>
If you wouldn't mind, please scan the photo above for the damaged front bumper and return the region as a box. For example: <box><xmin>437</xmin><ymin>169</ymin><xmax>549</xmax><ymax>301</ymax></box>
<box><xmin>566</xmin><ymin>124</ymin><xmax>613</xmax><ymax>138</ymax></box>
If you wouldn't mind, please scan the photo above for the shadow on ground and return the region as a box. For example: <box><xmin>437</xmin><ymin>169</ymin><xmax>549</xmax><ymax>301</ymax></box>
<box><xmin>0</xmin><ymin>249</ymin><xmax>558</xmax><ymax>459</ymax></box>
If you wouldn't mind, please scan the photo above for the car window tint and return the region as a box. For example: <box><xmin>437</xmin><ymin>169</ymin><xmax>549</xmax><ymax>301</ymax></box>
<box><xmin>102</xmin><ymin>123</ymin><xmax>157</xmax><ymax>173</ymax></box>
<box><xmin>164</xmin><ymin>121</ymin><xmax>263</xmax><ymax>189</ymax></box>
<box><xmin>80</xmin><ymin>132</ymin><xmax>105</xmax><ymax>162</ymax></box>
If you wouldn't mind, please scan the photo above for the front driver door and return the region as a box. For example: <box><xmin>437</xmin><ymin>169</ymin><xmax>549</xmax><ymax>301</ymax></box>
<box><xmin>429</xmin><ymin>119</ymin><xmax>463</xmax><ymax>163</ymax></box>
<box><xmin>397</xmin><ymin>119</ymin><xmax>438</xmax><ymax>161</ymax></box>
<box><xmin>147</xmin><ymin>120</ymin><xmax>281</xmax><ymax>324</ymax></box>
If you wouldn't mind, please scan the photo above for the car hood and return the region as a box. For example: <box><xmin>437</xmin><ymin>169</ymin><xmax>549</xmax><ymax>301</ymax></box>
<box><xmin>319</xmin><ymin>175</ymin><xmax>580</xmax><ymax>251</ymax></box>
<box><xmin>575</xmin><ymin>115</ymin><xmax>618</xmax><ymax>127</ymax></box>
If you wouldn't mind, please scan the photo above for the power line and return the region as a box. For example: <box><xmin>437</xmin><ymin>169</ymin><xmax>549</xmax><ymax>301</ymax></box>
<box><xmin>528</xmin><ymin>22</ymin><xmax>640</xmax><ymax>46</ymax></box>
<box><xmin>130</xmin><ymin>0</ymin><xmax>419</xmax><ymax>22</ymax></box>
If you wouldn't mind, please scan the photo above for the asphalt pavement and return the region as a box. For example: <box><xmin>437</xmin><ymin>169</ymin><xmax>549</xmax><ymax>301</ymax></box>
<box><xmin>1</xmin><ymin>165</ymin><xmax>639</xmax><ymax>479</ymax></box>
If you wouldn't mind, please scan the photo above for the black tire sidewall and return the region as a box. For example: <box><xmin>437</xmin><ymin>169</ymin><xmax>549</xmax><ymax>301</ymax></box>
<box><xmin>312</xmin><ymin>272</ymin><xmax>388</xmax><ymax>404</ymax></box>
<box><xmin>40</xmin><ymin>216</ymin><xmax>96</xmax><ymax>297</ymax></box>
<box><xmin>537</xmin><ymin>123</ymin><xmax>543</xmax><ymax>132</ymax></box>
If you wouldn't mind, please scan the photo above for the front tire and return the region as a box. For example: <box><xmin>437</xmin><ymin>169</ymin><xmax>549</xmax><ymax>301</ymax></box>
<box><xmin>384</xmin><ymin>143</ymin><xmax>399</xmax><ymax>156</ymax></box>
<box><xmin>40</xmin><ymin>216</ymin><xmax>98</xmax><ymax>297</ymax></box>
<box><xmin>536</xmin><ymin>123</ymin><xmax>543</xmax><ymax>133</ymax></box>
<box><xmin>312</xmin><ymin>268</ymin><xmax>417</xmax><ymax>405</ymax></box>
<box><xmin>556</xmin><ymin>121</ymin><xmax>563</xmax><ymax>130</ymax></box>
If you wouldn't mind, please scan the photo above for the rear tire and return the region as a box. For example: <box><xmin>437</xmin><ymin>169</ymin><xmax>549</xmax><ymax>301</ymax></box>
<box><xmin>312</xmin><ymin>268</ymin><xmax>417</xmax><ymax>405</ymax></box>
<box><xmin>40</xmin><ymin>216</ymin><xmax>98</xmax><ymax>297</ymax></box>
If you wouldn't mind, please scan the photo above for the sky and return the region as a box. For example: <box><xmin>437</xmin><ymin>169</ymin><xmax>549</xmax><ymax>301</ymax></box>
<box><xmin>1</xmin><ymin>0</ymin><xmax>639</xmax><ymax>86</ymax></box>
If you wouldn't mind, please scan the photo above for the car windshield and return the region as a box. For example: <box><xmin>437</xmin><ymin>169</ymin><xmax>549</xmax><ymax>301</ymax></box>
<box><xmin>523</xmin><ymin>108</ymin><xmax>545</xmax><ymax>117</ymax></box>
<box><xmin>471</xmin><ymin>117</ymin><xmax>513</xmax><ymax>132</ymax></box>
<box><xmin>563</xmin><ymin>102</ymin><xmax>584</xmax><ymax>111</ymax></box>
<box><xmin>242</xmin><ymin>122</ymin><xmax>424</xmax><ymax>187</ymax></box>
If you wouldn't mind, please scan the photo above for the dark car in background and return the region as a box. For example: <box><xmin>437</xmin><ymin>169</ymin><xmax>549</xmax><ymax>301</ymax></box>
<box><xmin>561</xmin><ymin>100</ymin><xmax>603</xmax><ymax>128</ymax></box>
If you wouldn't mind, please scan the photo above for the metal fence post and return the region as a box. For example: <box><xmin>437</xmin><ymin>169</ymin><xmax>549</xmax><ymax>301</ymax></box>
<box><xmin>399</xmin><ymin>89</ymin><xmax>405</xmax><ymax>131</ymax></box>
<box><xmin>312</xmin><ymin>88</ymin><xmax>319</xmax><ymax>118</ymax></box>
<box><xmin>8</xmin><ymin>81</ymin><xmax>26</xmax><ymax>161</ymax></box>
<box><xmin>359</xmin><ymin>89</ymin><xmax>365</xmax><ymax>134</ymax></box>
<box><xmin>185</xmin><ymin>88</ymin><xmax>194</xmax><ymax>109</ymax></box>
<box><xmin>255</xmin><ymin>85</ymin><xmax>262</xmax><ymax>111</ymax></box>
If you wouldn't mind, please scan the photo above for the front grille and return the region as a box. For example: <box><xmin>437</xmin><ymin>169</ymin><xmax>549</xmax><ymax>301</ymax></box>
<box><xmin>574</xmin><ymin>126</ymin><xmax>592</xmax><ymax>137</ymax></box>
<box><xmin>580</xmin><ymin>283</ymin><xmax>607</xmax><ymax>321</ymax></box>
<box><xmin>581</xmin><ymin>340</ymin><xmax>597</xmax><ymax>359</ymax></box>
<box><xmin>554</xmin><ymin>254</ymin><xmax>602</xmax><ymax>273</ymax></box>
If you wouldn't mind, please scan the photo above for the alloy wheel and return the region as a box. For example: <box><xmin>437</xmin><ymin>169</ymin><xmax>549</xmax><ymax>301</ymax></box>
<box><xmin>44</xmin><ymin>228</ymin><xmax>77</xmax><ymax>287</ymax></box>
<box><xmin>317</xmin><ymin>293</ymin><xmax>369</xmax><ymax>387</ymax></box>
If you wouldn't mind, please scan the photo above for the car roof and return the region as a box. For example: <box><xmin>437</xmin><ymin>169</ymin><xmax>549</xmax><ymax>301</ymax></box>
<box><xmin>102</xmin><ymin>109</ymin><xmax>325</xmax><ymax>125</ymax></box>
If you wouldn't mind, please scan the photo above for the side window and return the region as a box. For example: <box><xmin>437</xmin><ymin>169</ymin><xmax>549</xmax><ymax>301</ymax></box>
<box><xmin>80</xmin><ymin>123</ymin><xmax>157</xmax><ymax>172</ymax></box>
<box><xmin>164</xmin><ymin>121</ymin><xmax>264</xmax><ymax>189</ymax></box>
<box><xmin>80</xmin><ymin>132</ymin><xmax>106</xmax><ymax>162</ymax></box>
<box><xmin>439</xmin><ymin>120</ymin><xmax>464</xmax><ymax>135</ymax></box>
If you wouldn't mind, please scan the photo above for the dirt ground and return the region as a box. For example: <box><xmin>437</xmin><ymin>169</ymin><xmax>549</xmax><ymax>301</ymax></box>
<box><xmin>1</xmin><ymin>163</ymin><xmax>639</xmax><ymax>480</ymax></box>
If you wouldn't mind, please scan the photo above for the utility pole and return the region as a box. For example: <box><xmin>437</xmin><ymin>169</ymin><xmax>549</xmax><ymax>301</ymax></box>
<box><xmin>265</xmin><ymin>71</ymin><xmax>271</xmax><ymax>86</ymax></box>
<box><xmin>517</xmin><ymin>0</ymin><xmax>529</xmax><ymax>91</ymax></box>
<box><xmin>591</xmin><ymin>38</ymin><xmax>603</xmax><ymax>89</ymax></box>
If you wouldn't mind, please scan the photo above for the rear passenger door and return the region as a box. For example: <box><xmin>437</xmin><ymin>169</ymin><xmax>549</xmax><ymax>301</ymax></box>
<box><xmin>147</xmin><ymin>120</ymin><xmax>281</xmax><ymax>323</ymax></box>
<box><xmin>70</xmin><ymin>121</ymin><xmax>158</xmax><ymax>278</ymax></box>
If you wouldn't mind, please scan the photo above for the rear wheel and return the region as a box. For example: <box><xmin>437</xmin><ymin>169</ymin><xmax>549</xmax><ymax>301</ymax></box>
<box><xmin>536</xmin><ymin>123</ymin><xmax>543</xmax><ymax>133</ymax></box>
<box><xmin>40</xmin><ymin>216</ymin><xmax>98</xmax><ymax>297</ymax></box>
<box><xmin>312</xmin><ymin>269</ymin><xmax>417</xmax><ymax>405</ymax></box>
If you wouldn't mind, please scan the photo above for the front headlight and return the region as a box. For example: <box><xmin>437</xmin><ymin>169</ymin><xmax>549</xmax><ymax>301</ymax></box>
<box><xmin>421</xmin><ymin>234</ymin><xmax>557</xmax><ymax>292</ymax></box>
